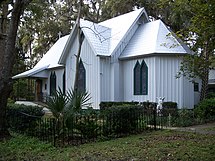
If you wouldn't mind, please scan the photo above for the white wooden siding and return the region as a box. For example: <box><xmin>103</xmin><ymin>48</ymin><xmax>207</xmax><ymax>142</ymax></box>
<box><xmin>45</xmin><ymin>68</ymin><xmax>64</xmax><ymax>95</ymax></box>
<box><xmin>122</xmin><ymin>57</ymin><xmax>156</xmax><ymax>102</ymax></box>
<box><xmin>111</xmin><ymin>23</ymin><xmax>139</xmax><ymax>62</ymax></box>
<box><xmin>100</xmin><ymin>57</ymin><xmax>111</xmax><ymax>101</ymax></box>
<box><xmin>122</xmin><ymin>56</ymin><xmax>195</xmax><ymax>108</ymax></box>
<box><xmin>66</xmin><ymin>37</ymin><xmax>100</xmax><ymax>109</ymax></box>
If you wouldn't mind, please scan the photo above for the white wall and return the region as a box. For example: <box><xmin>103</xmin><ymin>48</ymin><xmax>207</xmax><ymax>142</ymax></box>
<box><xmin>65</xmin><ymin>37</ymin><xmax>101</xmax><ymax>109</ymax></box>
<box><xmin>100</xmin><ymin>57</ymin><xmax>111</xmax><ymax>101</ymax></box>
<box><xmin>122</xmin><ymin>57</ymin><xmax>156</xmax><ymax>102</ymax></box>
<box><xmin>209</xmin><ymin>69</ymin><xmax>215</xmax><ymax>80</ymax></box>
<box><xmin>121</xmin><ymin>56</ymin><xmax>195</xmax><ymax>109</ymax></box>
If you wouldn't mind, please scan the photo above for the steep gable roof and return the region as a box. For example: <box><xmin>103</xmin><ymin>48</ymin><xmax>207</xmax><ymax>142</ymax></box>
<box><xmin>59</xmin><ymin>8</ymin><xmax>148</xmax><ymax>64</ymax></box>
<box><xmin>13</xmin><ymin>35</ymin><xmax>69</xmax><ymax>79</ymax></box>
<box><xmin>80</xmin><ymin>20</ymin><xmax>111</xmax><ymax>56</ymax></box>
<box><xmin>119</xmin><ymin>20</ymin><xmax>192</xmax><ymax>59</ymax></box>
<box><xmin>35</xmin><ymin>35</ymin><xmax>69</xmax><ymax>68</ymax></box>
<box><xmin>99</xmin><ymin>8</ymin><xmax>148</xmax><ymax>55</ymax></box>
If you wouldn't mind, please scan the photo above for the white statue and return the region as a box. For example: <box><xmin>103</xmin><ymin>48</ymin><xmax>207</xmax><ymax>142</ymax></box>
<box><xmin>156</xmin><ymin>97</ymin><xmax>165</xmax><ymax>114</ymax></box>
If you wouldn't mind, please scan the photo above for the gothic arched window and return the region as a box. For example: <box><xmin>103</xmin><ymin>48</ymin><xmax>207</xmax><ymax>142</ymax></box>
<box><xmin>134</xmin><ymin>60</ymin><xmax>148</xmax><ymax>95</ymax></box>
<box><xmin>140</xmin><ymin>60</ymin><xmax>148</xmax><ymax>95</ymax></box>
<box><xmin>77</xmin><ymin>59</ymin><xmax>86</xmax><ymax>92</ymax></box>
<box><xmin>134</xmin><ymin>61</ymin><xmax>141</xmax><ymax>95</ymax></box>
<box><xmin>50</xmin><ymin>72</ymin><xmax>56</xmax><ymax>95</ymax></box>
<box><xmin>63</xmin><ymin>71</ymin><xmax>65</xmax><ymax>94</ymax></box>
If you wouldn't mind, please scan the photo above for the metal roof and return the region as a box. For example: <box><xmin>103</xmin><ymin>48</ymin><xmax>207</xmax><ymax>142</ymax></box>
<box><xmin>13</xmin><ymin>35</ymin><xmax>69</xmax><ymax>79</ymax></box>
<box><xmin>119</xmin><ymin>20</ymin><xmax>191</xmax><ymax>59</ymax></box>
<box><xmin>99</xmin><ymin>8</ymin><xmax>146</xmax><ymax>55</ymax></box>
<box><xmin>80</xmin><ymin>20</ymin><xmax>111</xmax><ymax>56</ymax></box>
<box><xmin>12</xmin><ymin>65</ymin><xmax>49</xmax><ymax>79</ymax></box>
<box><xmin>13</xmin><ymin>8</ymin><xmax>193</xmax><ymax>79</ymax></box>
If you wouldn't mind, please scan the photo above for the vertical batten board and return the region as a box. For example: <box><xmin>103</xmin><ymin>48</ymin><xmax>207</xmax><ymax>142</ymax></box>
<box><xmin>155</xmin><ymin>56</ymin><xmax>181</xmax><ymax>107</ymax></box>
<box><xmin>65</xmin><ymin>36</ymin><xmax>100</xmax><ymax>109</ymax></box>
<box><xmin>65</xmin><ymin>35</ymin><xmax>79</xmax><ymax>91</ymax></box>
<box><xmin>81</xmin><ymin>40</ymin><xmax>100</xmax><ymax>109</ymax></box>
<box><xmin>55</xmin><ymin>68</ymin><xmax>64</xmax><ymax>91</ymax></box>
<box><xmin>42</xmin><ymin>79</ymin><xmax>48</xmax><ymax>97</ymax></box>
<box><xmin>100</xmin><ymin>57</ymin><xmax>111</xmax><ymax>102</ymax></box>
<box><xmin>111</xmin><ymin>23</ymin><xmax>139</xmax><ymax>63</ymax></box>
<box><xmin>154</xmin><ymin>56</ymin><xmax>195</xmax><ymax>109</ymax></box>
<box><xmin>122</xmin><ymin>57</ymin><xmax>155</xmax><ymax>102</ymax></box>
<box><xmin>119</xmin><ymin>60</ymin><xmax>124</xmax><ymax>101</ymax></box>
<box><xmin>46</xmin><ymin>68</ymin><xmax>64</xmax><ymax>95</ymax></box>
<box><xmin>182</xmin><ymin>76</ymin><xmax>194</xmax><ymax>108</ymax></box>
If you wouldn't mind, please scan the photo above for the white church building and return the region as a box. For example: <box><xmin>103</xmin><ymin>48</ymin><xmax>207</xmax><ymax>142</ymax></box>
<box><xmin>13</xmin><ymin>8</ymin><xmax>201</xmax><ymax>109</ymax></box>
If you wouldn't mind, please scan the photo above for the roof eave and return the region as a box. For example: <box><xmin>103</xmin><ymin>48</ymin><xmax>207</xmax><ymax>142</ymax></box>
<box><xmin>12</xmin><ymin>65</ymin><xmax>49</xmax><ymax>79</ymax></box>
<box><xmin>111</xmin><ymin>8</ymin><xmax>150</xmax><ymax>57</ymax></box>
<box><xmin>59</xmin><ymin>24</ymin><xmax>78</xmax><ymax>64</ymax></box>
<box><xmin>119</xmin><ymin>52</ymin><xmax>188</xmax><ymax>61</ymax></box>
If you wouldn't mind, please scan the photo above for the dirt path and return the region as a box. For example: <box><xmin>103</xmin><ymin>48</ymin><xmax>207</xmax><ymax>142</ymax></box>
<box><xmin>168</xmin><ymin>122</ymin><xmax>215</xmax><ymax>135</ymax></box>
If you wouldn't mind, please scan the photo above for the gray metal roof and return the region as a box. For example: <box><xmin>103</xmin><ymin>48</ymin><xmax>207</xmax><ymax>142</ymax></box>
<box><xmin>119</xmin><ymin>20</ymin><xmax>191</xmax><ymax>59</ymax></box>
<box><xmin>13</xmin><ymin>35</ymin><xmax>69</xmax><ymax>79</ymax></box>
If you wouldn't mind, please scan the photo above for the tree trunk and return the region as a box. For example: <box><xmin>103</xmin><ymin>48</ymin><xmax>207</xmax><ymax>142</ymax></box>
<box><xmin>73</xmin><ymin>0</ymin><xmax>83</xmax><ymax>92</ymax></box>
<box><xmin>0</xmin><ymin>0</ymin><xmax>31</xmax><ymax>139</ymax></box>
<box><xmin>200</xmin><ymin>70</ymin><xmax>209</xmax><ymax>101</ymax></box>
<box><xmin>199</xmin><ymin>41</ymin><xmax>210</xmax><ymax>101</ymax></box>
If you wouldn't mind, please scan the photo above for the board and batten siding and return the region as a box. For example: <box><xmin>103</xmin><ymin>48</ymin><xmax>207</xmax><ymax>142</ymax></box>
<box><xmin>44</xmin><ymin>68</ymin><xmax>64</xmax><ymax>96</ymax></box>
<box><xmin>154</xmin><ymin>56</ymin><xmax>194</xmax><ymax>108</ymax></box>
<box><xmin>122</xmin><ymin>56</ymin><xmax>195</xmax><ymax>108</ymax></box>
<box><xmin>100</xmin><ymin>57</ymin><xmax>111</xmax><ymax>102</ymax></box>
<box><xmin>111</xmin><ymin>23</ymin><xmax>139</xmax><ymax>63</ymax></box>
<box><xmin>122</xmin><ymin>57</ymin><xmax>156</xmax><ymax>102</ymax></box>
<box><xmin>65</xmin><ymin>37</ymin><xmax>100</xmax><ymax>109</ymax></box>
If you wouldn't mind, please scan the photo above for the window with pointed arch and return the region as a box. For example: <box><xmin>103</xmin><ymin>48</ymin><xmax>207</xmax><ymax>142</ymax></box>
<box><xmin>50</xmin><ymin>71</ymin><xmax>56</xmax><ymax>95</ymax></box>
<box><xmin>134</xmin><ymin>60</ymin><xmax>148</xmax><ymax>95</ymax></box>
<box><xmin>77</xmin><ymin>59</ymin><xmax>86</xmax><ymax>92</ymax></box>
<box><xmin>63</xmin><ymin>71</ymin><xmax>65</xmax><ymax>94</ymax></box>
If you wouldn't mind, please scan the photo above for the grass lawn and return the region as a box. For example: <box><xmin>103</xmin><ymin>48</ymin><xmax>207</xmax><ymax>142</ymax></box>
<box><xmin>0</xmin><ymin>130</ymin><xmax>215</xmax><ymax>161</ymax></box>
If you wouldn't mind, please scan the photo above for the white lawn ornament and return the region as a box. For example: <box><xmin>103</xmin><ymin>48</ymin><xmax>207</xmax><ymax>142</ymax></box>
<box><xmin>156</xmin><ymin>97</ymin><xmax>165</xmax><ymax>114</ymax></box>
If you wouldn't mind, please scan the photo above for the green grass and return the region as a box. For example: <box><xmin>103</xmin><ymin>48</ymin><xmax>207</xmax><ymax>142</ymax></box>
<box><xmin>203</xmin><ymin>126</ymin><xmax>215</xmax><ymax>131</ymax></box>
<box><xmin>0</xmin><ymin>130</ymin><xmax>215</xmax><ymax>161</ymax></box>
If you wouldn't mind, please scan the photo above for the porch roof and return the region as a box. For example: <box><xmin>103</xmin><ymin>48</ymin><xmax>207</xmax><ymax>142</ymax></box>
<box><xmin>12</xmin><ymin>65</ymin><xmax>49</xmax><ymax>79</ymax></box>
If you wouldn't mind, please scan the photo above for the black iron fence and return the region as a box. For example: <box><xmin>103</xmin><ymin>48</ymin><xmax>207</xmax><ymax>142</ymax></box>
<box><xmin>8</xmin><ymin>107</ymin><xmax>167</xmax><ymax>147</ymax></box>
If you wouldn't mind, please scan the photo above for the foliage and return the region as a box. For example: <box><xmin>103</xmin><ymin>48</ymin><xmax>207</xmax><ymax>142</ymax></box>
<box><xmin>46</xmin><ymin>88</ymin><xmax>68</xmax><ymax>120</ymax></box>
<box><xmin>174</xmin><ymin>0</ymin><xmax>215</xmax><ymax>100</ymax></box>
<box><xmin>194</xmin><ymin>98</ymin><xmax>215</xmax><ymax>120</ymax></box>
<box><xmin>207</xmin><ymin>92</ymin><xmax>215</xmax><ymax>99</ymax></box>
<box><xmin>99</xmin><ymin>101</ymin><xmax>139</xmax><ymax>110</ymax></box>
<box><xmin>18</xmin><ymin>0</ymin><xmax>74</xmax><ymax>67</ymax></box>
<box><xmin>140</xmin><ymin>101</ymin><xmax>157</xmax><ymax>110</ymax></box>
<box><xmin>7</xmin><ymin>103</ymin><xmax>44</xmax><ymax>131</ymax></box>
<box><xmin>1</xmin><ymin>130</ymin><xmax>215</xmax><ymax>161</ymax></box>
<box><xmin>74</xmin><ymin>113</ymin><xmax>100</xmax><ymax>139</ymax></box>
<box><xmin>173</xmin><ymin>108</ymin><xmax>195</xmax><ymax>127</ymax></box>
<box><xmin>102</xmin><ymin>106</ymin><xmax>143</xmax><ymax>136</ymax></box>
<box><xmin>162</xmin><ymin>102</ymin><xmax>178</xmax><ymax>117</ymax></box>
<box><xmin>66</xmin><ymin>89</ymin><xmax>92</xmax><ymax>114</ymax></box>
<box><xmin>12</xmin><ymin>79</ymin><xmax>31</xmax><ymax>100</ymax></box>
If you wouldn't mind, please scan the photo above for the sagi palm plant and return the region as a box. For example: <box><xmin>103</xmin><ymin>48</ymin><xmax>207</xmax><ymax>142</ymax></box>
<box><xmin>46</xmin><ymin>88</ymin><xmax>68</xmax><ymax>136</ymax></box>
<box><xmin>47</xmin><ymin>87</ymin><xmax>92</xmax><ymax>124</ymax></box>
<box><xmin>65</xmin><ymin>89</ymin><xmax>92</xmax><ymax>129</ymax></box>
<box><xmin>46</xmin><ymin>88</ymin><xmax>68</xmax><ymax>120</ymax></box>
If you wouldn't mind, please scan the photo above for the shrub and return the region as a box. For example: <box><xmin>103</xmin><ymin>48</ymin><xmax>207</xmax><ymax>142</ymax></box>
<box><xmin>102</xmin><ymin>105</ymin><xmax>143</xmax><ymax>136</ymax></box>
<box><xmin>162</xmin><ymin>102</ymin><xmax>178</xmax><ymax>117</ymax></box>
<box><xmin>74</xmin><ymin>114</ymin><xmax>100</xmax><ymax>139</ymax></box>
<box><xmin>174</xmin><ymin>108</ymin><xmax>195</xmax><ymax>127</ymax></box>
<box><xmin>206</xmin><ymin>92</ymin><xmax>215</xmax><ymax>99</ymax></box>
<box><xmin>99</xmin><ymin>102</ymin><xmax>139</xmax><ymax>110</ymax></box>
<box><xmin>194</xmin><ymin>98</ymin><xmax>215</xmax><ymax>120</ymax></box>
<box><xmin>7</xmin><ymin>103</ymin><xmax>44</xmax><ymax>132</ymax></box>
